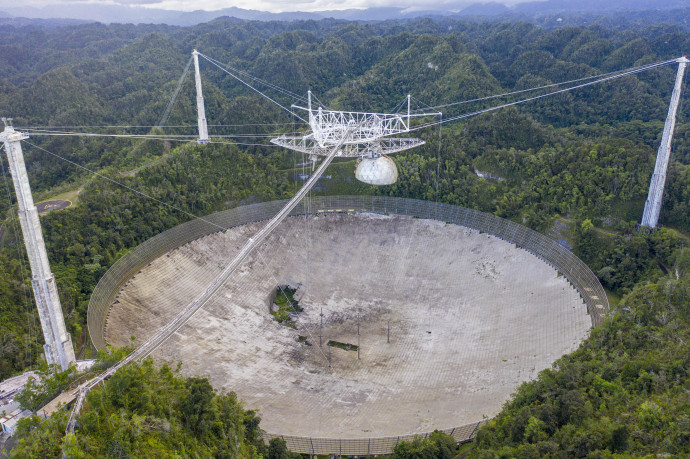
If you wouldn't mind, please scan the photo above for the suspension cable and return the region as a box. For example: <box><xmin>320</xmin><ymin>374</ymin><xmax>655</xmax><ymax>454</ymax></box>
<box><xmin>408</xmin><ymin>59</ymin><xmax>679</xmax><ymax>132</ymax></box>
<box><xmin>411</xmin><ymin>57</ymin><xmax>679</xmax><ymax>113</ymax></box>
<box><xmin>18</xmin><ymin>122</ymin><xmax>302</xmax><ymax>129</ymax></box>
<box><xmin>16</xmin><ymin>58</ymin><xmax>679</xmax><ymax>144</ymax></box>
<box><xmin>200</xmin><ymin>53</ymin><xmax>307</xmax><ymax>102</ymax></box>
<box><xmin>435</xmin><ymin>115</ymin><xmax>442</xmax><ymax>204</ymax></box>
<box><xmin>158</xmin><ymin>56</ymin><xmax>193</xmax><ymax>128</ymax></box>
<box><xmin>310</xmin><ymin>92</ymin><xmax>330</xmax><ymax>111</ymax></box>
<box><xmin>20</xmin><ymin>131</ymin><xmax>282</xmax><ymax>147</ymax></box>
<box><xmin>198</xmin><ymin>53</ymin><xmax>308</xmax><ymax>124</ymax></box>
<box><xmin>22</xmin><ymin>140</ymin><xmax>229</xmax><ymax>233</ymax></box>
<box><xmin>390</xmin><ymin>96</ymin><xmax>408</xmax><ymax>114</ymax></box>
<box><xmin>22</xmin><ymin>129</ymin><xmax>302</xmax><ymax>139</ymax></box>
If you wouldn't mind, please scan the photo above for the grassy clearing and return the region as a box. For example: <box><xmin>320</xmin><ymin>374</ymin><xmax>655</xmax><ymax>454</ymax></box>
<box><xmin>327</xmin><ymin>340</ymin><xmax>358</xmax><ymax>352</ymax></box>
<box><xmin>50</xmin><ymin>187</ymin><xmax>82</xmax><ymax>203</ymax></box>
<box><xmin>36</xmin><ymin>185</ymin><xmax>83</xmax><ymax>206</ymax></box>
<box><xmin>604</xmin><ymin>287</ymin><xmax>622</xmax><ymax>308</ymax></box>
<box><xmin>271</xmin><ymin>285</ymin><xmax>302</xmax><ymax>328</ymax></box>
<box><xmin>665</xmin><ymin>226</ymin><xmax>690</xmax><ymax>242</ymax></box>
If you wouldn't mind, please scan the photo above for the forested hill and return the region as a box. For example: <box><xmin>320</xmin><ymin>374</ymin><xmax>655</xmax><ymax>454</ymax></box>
<box><xmin>0</xmin><ymin>16</ymin><xmax>689</xmax><ymax>457</ymax></box>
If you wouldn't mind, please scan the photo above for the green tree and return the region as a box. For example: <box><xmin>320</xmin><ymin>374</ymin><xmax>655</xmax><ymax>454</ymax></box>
<box><xmin>181</xmin><ymin>377</ymin><xmax>217</xmax><ymax>437</ymax></box>
<box><xmin>267</xmin><ymin>437</ymin><xmax>301</xmax><ymax>459</ymax></box>
<box><xmin>393</xmin><ymin>431</ymin><xmax>457</xmax><ymax>459</ymax></box>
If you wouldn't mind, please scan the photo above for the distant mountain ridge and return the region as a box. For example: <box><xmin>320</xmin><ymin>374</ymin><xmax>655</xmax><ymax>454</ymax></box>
<box><xmin>515</xmin><ymin>0</ymin><xmax>688</xmax><ymax>14</ymax></box>
<box><xmin>0</xmin><ymin>0</ymin><xmax>686</xmax><ymax>25</ymax></box>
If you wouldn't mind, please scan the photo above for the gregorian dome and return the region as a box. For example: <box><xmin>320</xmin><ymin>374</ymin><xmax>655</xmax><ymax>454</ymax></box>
<box><xmin>355</xmin><ymin>155</ymin><xmax>398</xmax><ymax>185</ymax></box>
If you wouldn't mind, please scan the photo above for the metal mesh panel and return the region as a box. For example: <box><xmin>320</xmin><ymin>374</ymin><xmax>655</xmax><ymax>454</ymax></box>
<box><xmin>87</xmin><ymin>195</ymin><xmax>608</xmax><ymax>455</ymax></box>
<box><xmin>261</xmin><ymin>421</ymin><xmax>485</xmax><ymax>455</ymax></box>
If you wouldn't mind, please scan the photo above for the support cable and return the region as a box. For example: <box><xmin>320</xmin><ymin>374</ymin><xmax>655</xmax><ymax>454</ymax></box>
<box><xmin>22</xmin><ymin>140</ymin><xmax>228</xmax><ymax>233</ymax></box>
<box><xmin>435</xmin><ymin>115</ymin><xmax>442</xmax><ymax>205</ymax></box>
<box><xmin>157</xmin><ymin>57</ymin><xmax>193</xmax><ymax>128</ymax></box>
<box><xmin>198</xmin><ymin>53</ymin><xmax>308</xmax><ymax>124</ymax></box>
<box><xmin>20</xmin><ymin>58</ymin><xmax>677</xmax><ymax>141</ymax></box>
<box><xmin>21</xmin><ymin>131</ymin><xmax>281</xmax><ymax>147</ymax></box>
<box><xmin>390</xmin><ymin>96</ymin><xmax>409</xmax><ymax>114</ymax></box>
<box><xmin>25</xmin><ymin>131</ymin><xmax>196</xmax><ymax>139</ymax></box>
<box><xmin>199</xmin><ymin>53</ymin><xmax>307</xmax><ymax>102</ymax></box>
<box><xmin>410</xmin><ymin>95</ymin><xmax>435</xmax><ymax>111</ymax></box>
<box><xmin>19</xmin><ymin>122</ymin><xmax>301</xmax><ymax>129</ymax></box>
<box><xmin>407</xmin><ymin>59</ymin><xmax>679</xmax><ymax>133</ymax></box>
<box><xmin>310</xmin><ymin>92</ymin><xmax>330</xmax><ymax>111</ymax></box>
<box><xmin>24</xmin><ymin>129</ymin><xmax>300</xmax><ymax>139</ymax></box>
<box><xmin>410</xmin><ymin>58</ymin><xmax>679</xmax><ymax>113</ymax></box>
<box><xmin>65</xmin><ymin>123</ymin><xmax>355</xmax><ymax>435</ymax></box>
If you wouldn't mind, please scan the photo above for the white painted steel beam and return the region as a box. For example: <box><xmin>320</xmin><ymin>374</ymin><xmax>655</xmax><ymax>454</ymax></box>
<box><xmin>280</xmin><ymin>90</ymin><xmax>438</xmax><ymax>160</ymax></box>
<box><xmin>270</xmin><ymin>136</ymin><xmax>425</xmax><ymax>157</ymax></box>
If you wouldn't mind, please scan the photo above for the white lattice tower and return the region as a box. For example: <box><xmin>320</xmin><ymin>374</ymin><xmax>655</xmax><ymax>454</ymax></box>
<box><xmin>1</xmin><ymin>120</ymin><xmax>76</xmax><ymax>371</ymax></box>
<box><xmin>193</xmin><ymin>49</ymin><xmax>209</xmax><ymax>144</ymax></box>
<box><xmin>641</xmin><ymin>56</ymin><xmax>688</xmax><ymax>228</ymax></box>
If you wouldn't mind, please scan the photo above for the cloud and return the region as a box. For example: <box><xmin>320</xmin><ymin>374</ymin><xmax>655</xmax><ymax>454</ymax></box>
<box><xmin>114</xmin><ymin>0</ymin><xmax>165</xmax><ymax>4</ymax></box>
<box><xmin>139</xmin><ymin>0</ymin><xmax>369</xmax><ymax>12</ymax></box>
<box><xmin>1</xmin><ymin>0</ymin><xmax>532</xmax><ymax>14</ymax></box>
<box><xmin>1</xmin><ymin>0</ymin><xmax>162</xmax><ymax>6</ymax></box>
<box><xmin>147</xmin><ymin>0</ymin><xmax>427</xmax><ymax>12</ymax></box>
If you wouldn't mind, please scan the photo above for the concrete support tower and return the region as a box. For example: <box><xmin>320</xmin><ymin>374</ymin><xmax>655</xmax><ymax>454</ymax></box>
<box><xmin>0</xmin><ymin>120</ymin><xmax>76</xmax><ymax>371</ymax></box>
<box><xmin>192</xmin><ymin>49</ymin><xmax>209</xmax><ymax>144</ymax></box>
<box><xmin>641</xmin><ymin>56</ymin><xmax>689</xmax><ymax>228</ymax></box>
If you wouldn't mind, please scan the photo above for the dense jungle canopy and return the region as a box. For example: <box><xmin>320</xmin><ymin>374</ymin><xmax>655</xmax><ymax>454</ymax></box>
<box><xmin>0</xmin><ymin>15</ymin><xmax>688</xmax><ymax>457</ymax></box>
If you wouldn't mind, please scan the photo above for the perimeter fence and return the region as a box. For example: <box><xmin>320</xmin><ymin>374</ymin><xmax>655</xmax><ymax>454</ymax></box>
<box><xmin>262</xmin><ymin>421</ymin><xmax>483</xmax><ymax>456</ymax></box>
<box><xmin>87</xmin><ymin>195</ymin><xmax>608</xmax><ymax>455</ymax></box>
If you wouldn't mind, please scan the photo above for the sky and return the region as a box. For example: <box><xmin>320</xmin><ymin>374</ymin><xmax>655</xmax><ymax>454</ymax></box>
<box><xmin>5</xmin><ymin>0</ymin><xmax>539</xmax><ymax>14</ymax></box>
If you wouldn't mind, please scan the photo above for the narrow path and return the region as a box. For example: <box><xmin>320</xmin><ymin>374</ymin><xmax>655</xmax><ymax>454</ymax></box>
<box><xmin>120</xmin><ymin>140</ymin><xmax>173</xmax><ymax>178</ymax></box>
<box><xmin>75</xmin><ymin>329</ymin><xmax>89</xmax><ymax>360</ymax></box>
<box><xmin>120</xmin><ymin>149</ymin><xmax>174</xmax><ymax>177</ymax></box>
<box><xmin>559</xmin><ymin>216</ymin><xmax>690</xmax><ymax>241</ymax></box>
<box><xmin>557</xmin><ymin>216</ymin><xmax>621</xmax><ymax>237</ymax></box>
<box><xmin>666</xmin><ymin>227</ymin><xmax>690</xmax><ymax>242</ymax></box>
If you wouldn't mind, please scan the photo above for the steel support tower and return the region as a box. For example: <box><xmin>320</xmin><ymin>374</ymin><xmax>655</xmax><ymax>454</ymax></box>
<box><xmin>641</xmin><ymin>56</ymin><xmax>689</xmax><ymax>228</ymax></box>
<box><xmin>0</xmin><ymin>119</ymin><xmax>76</xmax><ymax>370</ymax></box>
<box><xmin>192</xmin><ymin>49</ymin><xmax>209</xmax><ymax>144</ymax></box>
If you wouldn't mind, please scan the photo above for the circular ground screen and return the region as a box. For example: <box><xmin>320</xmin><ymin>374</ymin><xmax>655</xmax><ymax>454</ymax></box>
<box><xmin>105</xmin><ymin>212</ymin><xmax>590</xmax><ymax>438</ymax></box>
